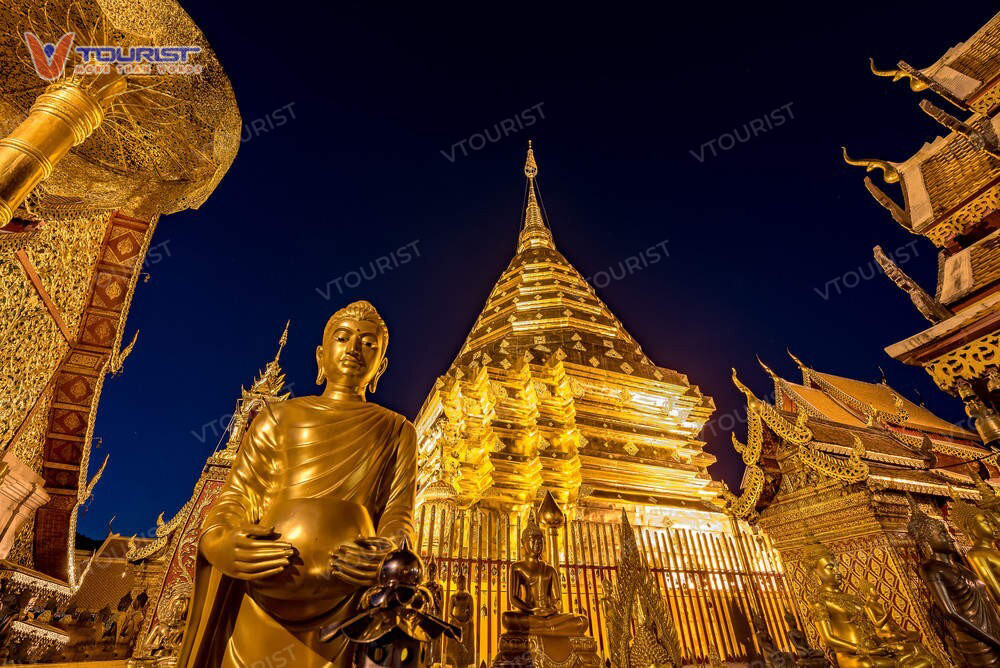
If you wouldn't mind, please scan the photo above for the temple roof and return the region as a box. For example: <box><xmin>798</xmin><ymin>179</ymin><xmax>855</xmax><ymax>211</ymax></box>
<box><xmin>450</xmin><ymin>145</ymin><xmax>694</xmax><ymax>390</ymax></box>
<box><xmin>846</xmin><ymin>13</ymin><xmax>1000</xmax><ymax>250</ymax></box>
<box><xmin>803</xmin><ymin>369</ymin><xmax>977</xmax><ymax>440</ymax></box>
<box><xmin>910</xmin><ymin>11</ymin><xmax>1000</xmax><ymax>107</ymax></box>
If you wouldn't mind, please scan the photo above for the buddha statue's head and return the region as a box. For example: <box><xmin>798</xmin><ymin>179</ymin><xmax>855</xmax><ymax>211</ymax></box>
<box><xmin>427</xmin><ymin>559</ymin><xmax>438</xmax><ymax>581</ymax></box>
<box><xmin>803</xmin><ymin>531</ymin><xmax>840</xmax><ymax>591</ymax></box>
<box><xmin>170</xmin><ymin>595</ymin><xmax>189</xmax><ymax>623</ymax></box>
<box><xmin>907</xmin><ymin>493</ymin><xmax>954</xmax><ymax>555</ymax></box>
<box><xmin>520</xmin><ymin>517</ymin><xmax>545</xmax><ymax>560</ymax></box>
<box><xmin>316</xmin><ymin>300</ymin><xmax>389</xmax><ymax>400</ymax></box>
<box><xmin>456</xmin><ymin>573</ymin><xmax>468</xmax><ymax>591</ymax></box>
<box><xmin>951</xmin><ymin>496</ymin><xmax>998</xmax><ymax>544</ymax></box>
<box><xmin>858</xmin><ymin>580</ymin><xmax>879</xmax><ymax>605</ymax></box>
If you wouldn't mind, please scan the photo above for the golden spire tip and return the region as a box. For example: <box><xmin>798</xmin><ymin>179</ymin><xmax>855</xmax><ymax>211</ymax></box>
<box><xmin>524</xmin><ymin>141</ymin><xmax>538</xmax><ymax>179</ymax></box>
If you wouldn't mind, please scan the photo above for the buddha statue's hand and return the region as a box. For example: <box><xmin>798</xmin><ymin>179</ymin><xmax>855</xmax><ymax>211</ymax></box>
<box><xmin>329</xmin><ymin>536</ymin><xmax>394</xmax><ymax>588</ymax></box>
<box><xmin>200</xmin><ymin>523</ymin><xmax>295</xmax><ymax>580</ymax></box>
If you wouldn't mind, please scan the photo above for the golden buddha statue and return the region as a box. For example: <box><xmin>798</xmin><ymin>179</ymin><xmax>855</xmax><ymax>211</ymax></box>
<box><xmin>178</xmin><ymin>301</ymin><xmax>417</xmax><ymax>668</ymax></box>
<box><xmin>446</xmin><ymin>573</ymin><xmax>476</xmax><ymax>668</ymax></box>
<box><xmin>857</xmin><ymin>581</ymin><xmax>935</xmax><ymax>667</ymax></box>
<box><xmin>502</xmin><ymin>517</ymin><xmax>588</xmax><ymax>636</ymax></box>
<box><xmin>493</xmin><ymin>515</ymin><xmax>596</xmax><ymax>668</ymax></box>
<box><xmin>951</xmin><ymin>494</ymin><xmax>1000</xmax><ymax>604</ymax></box>
<box><xmin>908</xmin><ymin>495</ymin><xmax>1000</xmax><ymax>667</ymax></box>
<box><xmin>804</xmin><ymin>533</ymin><xmax>933</xmax><ymax>668</ymax></box>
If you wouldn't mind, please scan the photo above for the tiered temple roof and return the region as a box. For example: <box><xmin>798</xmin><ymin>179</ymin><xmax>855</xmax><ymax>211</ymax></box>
<box><xmin>848</xmin><ymin>11</ymin><xmax>1000</xmax><ymax>251</ymax></box>
<box><xmin>723</xmin><ymin>354</ymin><xmax>989</xmax><ymax>523</ymax></box>
<box><xmin>414</xmin><ymin>145</ymin><xmax>720</xmax><ymax>524</ymax></box>
<box><xmin>843</xmin><ymin>12</ymin><xmax>1000</xmax><ymax>420</ymax></box>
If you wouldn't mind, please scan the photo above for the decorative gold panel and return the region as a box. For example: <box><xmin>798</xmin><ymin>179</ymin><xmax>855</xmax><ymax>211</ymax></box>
<box><xmin>925</xmin><ymin>329</ymin><xmax>1000</xmax><ymax>390</ymax></box>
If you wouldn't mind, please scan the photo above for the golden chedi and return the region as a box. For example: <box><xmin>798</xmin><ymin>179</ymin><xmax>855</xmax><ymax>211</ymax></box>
<box><xmin>804</xmin><ymin>533</ymin><xmax>933</xmax><ymax>668</ymax></box>
<box><xmin>178</xmin><ymin>301</ymin><xmax>417</xmax><ymax>668</ymax></box>
<box><xmin>951</xmin><ymin>494</ymin><xmax>1000</xmax><ymax>604</ymax></box>
<box><xmin>909</xmin><ymin>495</ymin><xmax>1000</xmax><ymax>667</ymax></box>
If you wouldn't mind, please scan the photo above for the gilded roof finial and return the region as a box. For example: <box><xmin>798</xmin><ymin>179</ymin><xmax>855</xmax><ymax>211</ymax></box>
<box><xmin>756</xmin><ymin>355</ymin><xmax>778</xmax><ymax>380</ymax></box>
<box><xmin>786</xmin><ymin>349</ymin><xmax>806</xmax><ymax>370</ymax></box>
<box><xmin>518</xmin><ymin>141</ymin><xmax>553</xmax><ymax>252</ymax></box>
<box><xmin>869</xmin><ymin>58</ymin><xmax>931</xmax><ymax>92</ymax></box>
<box><xmin>842</xmin><ymin>146</ymin><xmax>900</xmax><ymax>184</ymax></box>
<box><xmin>276</xmin><ymin>319</ymin><xmax>290</xmax><ymax>361</ymax></box>
<box><xmin>525</xmin><ymin>140</ymin><xmax>538</xmax><ymax>179</ymax></box>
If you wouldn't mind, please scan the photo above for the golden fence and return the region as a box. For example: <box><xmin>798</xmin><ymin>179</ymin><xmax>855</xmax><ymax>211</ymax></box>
<box><xmin>415</xmin><ymin>505</ymin><xmax>800</xmax><ymax>664</ymax></box>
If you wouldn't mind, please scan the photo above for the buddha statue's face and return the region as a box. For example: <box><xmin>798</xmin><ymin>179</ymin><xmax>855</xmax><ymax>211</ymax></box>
<box><xmin>316</xmin><ymin>317</ymin><xmax>386</xmax><ymax>397</ymax></box>
<box><xmin>523</xmin><ymin>530</ymin><xmax>544</xmax><ymax>559</ymax></box>
<box><xmin>923</xmin><ymin>521</ymin><xmax>954</xmax><ymax>552</ymax></box>
<box><xmin>457</xmin><ymin>574</ymin><xmax>467</xmax><ymax>591</ymax></box>
<box><xmin>970</xmin><ymin>511</ymin><xmax>998</xmax><ymax>541</ymax></box>
<box><xmin>816</xmin><ymin>555</ymin><xmax>841</xmax><ymax>590</ymax></box>
<box><xmin>427</xmin><ymin>562</ymin><xmax>437</xmax><ymax>580</ymax></box>
<box><xmin>171</xmin><ymin>596</ymin><xmax>188</xmax><ymax>623</ymax></box>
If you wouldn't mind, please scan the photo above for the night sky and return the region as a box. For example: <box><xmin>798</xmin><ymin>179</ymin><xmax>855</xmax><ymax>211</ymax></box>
<box><xmin>81</xmin><ymin>1</ymin><xmax>998</xmax><ymax>538</ymax></box>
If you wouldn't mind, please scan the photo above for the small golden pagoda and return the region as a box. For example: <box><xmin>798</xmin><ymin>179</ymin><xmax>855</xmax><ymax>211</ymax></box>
<box><xmin>122</xmin><ymin>325</ymin><xmax>291</xmax><ymax>664</ymax></box>
<box><xmin>722</xmin><ymin>354</ymin><xmax>991</xmax><ymax>663</ymax></box>
<box><xmin>412</xmin><ymin>145</ymin><xmax>800</xmax><ymax>664</ymax></box>
<box><xmin>845</xmin><ymin>10</ymin><xmax>1000</xmax><ymax>449</ymax></box>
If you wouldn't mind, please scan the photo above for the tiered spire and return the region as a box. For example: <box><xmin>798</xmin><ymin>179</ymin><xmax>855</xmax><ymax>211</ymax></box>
<box><xmin>517</xmin><ymin>141</ymin><xmax>554</xmax><ymax>252</ymax></box>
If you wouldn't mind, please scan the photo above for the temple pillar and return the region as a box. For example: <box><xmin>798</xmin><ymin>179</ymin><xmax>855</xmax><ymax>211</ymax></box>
<box><xmin>0</xmin><ymin>452</ymin><xmax>49</xmax><ymax>559</ymax></box>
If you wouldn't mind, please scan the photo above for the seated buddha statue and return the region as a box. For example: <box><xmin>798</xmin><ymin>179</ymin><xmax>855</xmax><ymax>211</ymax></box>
<box><xmin>804</xmin><ymin>533</ymin><xmax>932</xmax><ymax>668</ymax></box>
<box><xmin>501</xmin><ymin>518</ymin><xmax>588</xmax><ymax>636</ymax></box>
<box><xmin>951</xmin><ymin>494</ymin><xmax>1000</xmax><ymax>604</ymax></box>
<box><xmin>177</xmin><ymin>301</ymin><xmax>417</xmax><ymax>668</ymax></box>
<box><xmin>858</xmin><ymin>580</ymin><xmax>935</xmax><ymax>667</ymax></box>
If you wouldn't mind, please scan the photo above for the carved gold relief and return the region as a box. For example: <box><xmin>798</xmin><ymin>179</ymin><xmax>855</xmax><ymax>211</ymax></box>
<box><xmin>925</xmin><ymin>330</ymin><xmax>1000</xmax><ymax>390</ymax></box>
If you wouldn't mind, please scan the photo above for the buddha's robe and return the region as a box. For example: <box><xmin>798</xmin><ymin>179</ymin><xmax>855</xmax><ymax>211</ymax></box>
<box><xmin>178</xmin><ymin>397</ymin><xmax>416</xmax><ymax>668</ymax></box>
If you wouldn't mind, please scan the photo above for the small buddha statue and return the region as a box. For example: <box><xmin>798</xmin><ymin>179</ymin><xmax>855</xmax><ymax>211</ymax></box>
<box><xmin>951</xmin><ymin>494</ymin><xmax>1000</xmax><ymax>604</ymax></box>
<box><xmin>857</xmin><ymin>581</ymin><xmax>935</xmax><ymax>667</ymax></box>
<box><xmin>783</xmin><ymin>608</ymin><xmax>827</xmax><ymax>665</ymax></box>
<box><xmin>908</xmin><ymin>494</ymin><xmax>1000</xmax><ymax>667</ymax></box>
<box><xmin>447</xmin><ymin>573</ymin><xmax>475</xmax><ymax>668</ymax></box>
<box><xmin>146</xmin><ymin>595</ymin><xmax>189</xmax><ymax>660</ymax></box>
<box><xmin>178</xmin><ymin>301</ymin><xmax>417</xmax><ymax>668</ymax></box>
<box><xmin>804</xmin><ymin>532</ymin><xmax>932</xmax><ymax>668</ymax></box>
<box><xmin>501</xmin><ymin>517</ymin><xmax>588</xmax><ymax>636</ymax></box>
<box><xmin>424</xmin><ymin>559</ymin><xmax>445</xmax><ymax>664</ymax></box>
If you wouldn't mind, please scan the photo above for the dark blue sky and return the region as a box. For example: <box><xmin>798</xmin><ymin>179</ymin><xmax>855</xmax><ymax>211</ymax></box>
<box><xmin>82</xmin><ymin>1</ymin><xmax>997</xmax><ymax>537</ymax></box>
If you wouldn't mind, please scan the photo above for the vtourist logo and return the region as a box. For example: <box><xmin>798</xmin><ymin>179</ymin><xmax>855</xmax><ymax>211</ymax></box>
<box><xmin>24</xmin><ymin>32</ymin><xmax>74</xmax><ymax>81</ymax></box>
<box><xmin>24</xmin><ymin>32</ymin><xmax>203</xmax><ymax>79</ymax></box>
